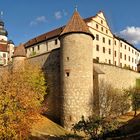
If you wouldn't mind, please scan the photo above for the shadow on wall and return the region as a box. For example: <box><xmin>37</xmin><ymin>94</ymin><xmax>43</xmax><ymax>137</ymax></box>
<box><xmin>27</xmin><ymin>48</ymin><xmax>61</xmax><ymax>124</ymax></box>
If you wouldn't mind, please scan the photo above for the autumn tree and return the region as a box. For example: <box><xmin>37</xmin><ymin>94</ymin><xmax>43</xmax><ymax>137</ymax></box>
<box><xmin>0</xmin><ymin>64</ymin><xmax>47</xmax><ymax>139</ymax></box>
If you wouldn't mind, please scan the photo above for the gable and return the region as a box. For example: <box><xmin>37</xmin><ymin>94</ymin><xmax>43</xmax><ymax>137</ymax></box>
<box><xmin>86</xmin><ymin>11</ymin><xmax>113</xmax><ymax>37</ymax></box>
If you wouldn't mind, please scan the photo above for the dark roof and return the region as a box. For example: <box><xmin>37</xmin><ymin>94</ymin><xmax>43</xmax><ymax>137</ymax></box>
<box><xmin>12</xmin><ymin>44</ymin><xmax>26</xmax><ymax>57</ymax></box>
<box><xmin>0</xmin><ymin>44</ymin><xmax>7</xmax><ymax>52</ymax></box>
<box><xmin>24</xmin><ymin>26</ymin><xmax>64</xmax><ymax>48</ymax></box>
<box><xmin>60</xmin><ymin>10</ymin><xmax>94</xmax><ymax>38</ymax></box>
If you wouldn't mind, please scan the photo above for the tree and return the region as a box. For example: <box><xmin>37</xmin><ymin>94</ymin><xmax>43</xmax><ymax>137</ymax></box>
<box><xmin>72</xmin><ymin>115</ymin><xmax>120</xmax><ymax>140</ymax></box>
<box><xmin>126</xmin><ymin>87</ymin><xmax>140</xmax><ymax>116</ymax></box>
<box><xmin>99</xmin><ymin>80</ymin><xmax>131</xmax><ymax>117</ymax></box>
<box><xmin>0</xmin><ymin>64</ymin><xmax>47</xmax><ymax>139</ymax></box>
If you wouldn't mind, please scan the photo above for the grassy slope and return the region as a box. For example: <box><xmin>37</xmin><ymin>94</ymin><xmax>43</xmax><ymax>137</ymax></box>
<box><xmin>31</xmin><ymin>115</ymin><xmax>69</xmax><ymax>138</ymax></box>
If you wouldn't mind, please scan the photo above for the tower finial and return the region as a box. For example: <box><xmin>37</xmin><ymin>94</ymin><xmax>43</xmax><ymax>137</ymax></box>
<box><xmin>75</xmin><ymin>5</ymin><xmax>78</xmax><ymax>11</ymax></box>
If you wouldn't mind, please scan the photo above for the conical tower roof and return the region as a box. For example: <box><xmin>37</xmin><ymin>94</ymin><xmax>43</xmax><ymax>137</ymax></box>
<box><xmin>12</xmin><ymin>43</ymin><xmax>26</xmax><ymax>57</ymax></box>
<box><xmin>60</xmin><ymin>10</ymin><xmax>94</xmax><ymax>39</ymax></box>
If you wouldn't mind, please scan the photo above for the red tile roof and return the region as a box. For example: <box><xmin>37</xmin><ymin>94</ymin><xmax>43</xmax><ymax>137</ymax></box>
<box><xmin>24</xmin><ymin>26</ymin><xmax>65</xmax><ymax>48</ymax></box>
<box><xmin>12</xmin><ymin>44</ymin><xmax>26</xmax><ymax>57</ymax></box>
<box><xmin>0</xmin><ymin>44</ymin><xmax>7</xmax><ymax>52</ymax></box>
<box><xmin>60</xmin><ymin>11</ymin><xmax>94</xmax><ymax>38</ymax></box>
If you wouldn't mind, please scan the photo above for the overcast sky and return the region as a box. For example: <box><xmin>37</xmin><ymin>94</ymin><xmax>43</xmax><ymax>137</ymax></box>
<box><xmin>1</xmin><ymin>0</ymin><xmax>140</xmax><ymax>48</ymax></box>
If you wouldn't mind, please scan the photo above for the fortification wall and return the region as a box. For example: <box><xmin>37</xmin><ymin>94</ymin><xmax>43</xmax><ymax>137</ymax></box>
<box><xmin>27</xmin><ymin>49</ymin><xmax>61</xmax><ymax>123</ymax></box>
<box><xmin>94</xmin><ymin>63</ymin><xmax>140</xmax><ymax>89</ymax></box>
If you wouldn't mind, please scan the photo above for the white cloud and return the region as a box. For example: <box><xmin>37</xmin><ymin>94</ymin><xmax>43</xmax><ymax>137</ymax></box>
<box><xmin>119</xmin><ymin>26</ymin><xmax>140</xmax><ymax>45</ymax></box>
<box><xmin>30</xmin><ymin>16</ymin><xmax>47</xmax><ymax>26</ymax></box>
<box><xmin>54</xmin><ymin>10</ymin><xmax>68</xmax><ymax>20</ymax></box>
<box><xmin>54</xmin><ymin>11</ymin><xmax>62</xmax><ymax>20</ymax></box>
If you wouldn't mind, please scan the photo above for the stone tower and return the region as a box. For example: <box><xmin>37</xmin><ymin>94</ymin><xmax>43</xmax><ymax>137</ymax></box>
<box><xmin>12</xmin><ymin>43</ymin><xmax>26</xmax><ymax>71</ymax></box>
<box><xmin>59</xmin><ymin>10</ymin><xmax>94</xmax><ymax>129</ymax></box>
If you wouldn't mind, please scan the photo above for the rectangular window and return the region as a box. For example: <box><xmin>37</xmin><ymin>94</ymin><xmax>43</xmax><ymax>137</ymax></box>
<box><xmin>37</xmin><ymin>45</ymin><xmax>40</xmax><ymax>50</ymax></box>
<box><xmin>46</xmin><ymin>42</ymin><xmax>48</xmax><ymax>51</ymax></box>
<box><xmin>103</xmin><ymin>37</ymin><xmax>105</xmax><ymax>43</ymax></box>
<box><xmin>125</xmin><ymin>45</ymin><xmax>126</xmax><ymax>49</ymax></box>
<box><xmin>120</xmin><ymin>53</ymin><xmax>122</xmax><ymax>59</ymax></box>
<box><xmin>103</xmin><ymin>47</ymin><xmax>105</xmax><ymax>53</ymax></box>
<box><xmin>106</xmin><ymin>30</ymin><xmax>108</xmax><ymax>34</ymax></box>
<box><xmin>101</xmin><ymin>27</ymin><xmax>103</xmax><ymax>31</ymax></box>
<box><xmin>96</xmin><ymin>24</ymin><xmax>98</xmax><ymax>29</ymax></box>
<box><xmin>109</xmin><ymin>60</ymin><xmax>111</xmax><ymax>64</ymax></box>
<box><xmin>65</xmin><ymin>69</ymin><xmax>70</xmax><ymax>77</ymax></box>
<box><xmin>129</xmin><ymin>56</ymin><xmax>130</xmax><ymax>61</ymax></box>
<box><xmin>114</xmin><ymin>51</ymin><xmax>117</xmax><ymax>57</ymax></box>
<box><xmin>114</xmin><ymin>40</ymin><xmax>116</xmax><ymax>45</ymax></box>
<box><xmin>124</xmin><ymin>54</ymin><xmax>126</xmax><ymax>60</ymax></box>
<box><xmin>115</xmin><ymin>61</ymin><xmax>116</xmax><ymax>66</ymax></box>
<box><xmin>121</xmin><ymin>43</ymin><xmax>122</xmax><ymax>47</ymax></box>
<box><xmin>3</xmin><ymin>53</ymin><xmax>6</xmax><ymax>57</ymax></box>
<box><xmin>96</xmin><ymin>45</ymin><xmax>99</xmax><ymax>51</ymax></box>
<box><xmin>132</xmin><ymin>49</ymin><xmax>134</xmax><ymax>53</ymax></box>
<box><xmin>108</xmin><ymin>39</ymin><xmax>111</xmax><ymax>45</ymax></box>
<box><xmin>55</xmin><ymin>39</ymin><xmax>58</xmax><ymax>45</ymax></box>
<box><xmin>96</xmin><ymin>34</ymin><xmax>99</xmax><ymax>41</ymax></box>
<box><xmin>109</xmin><ymin>49</ymin><xmax>111</xmax><ymax>54</ymax></box>
<box><xmin>32</xmin><ymin>47</ymin><xmax>34</xmax><ymax>52</ymax></box>
<box><xmin>101</xmin><ymin>20</ymin><xmax>103</xmax><ymax>24</ymax></box>
<box><xmin>129</xmin><ymin>47</ymin><xmax>130</xmax><ymax>51</ymax></box>
<box><xmin>96</xmin><ymin>57</ymin><xmax>99</xmax><ymax>62</ymax></box>
<box><xmin>132</xmin><ymin>58</ymin><xmax>134</xmax><ymax>62</ymax></box>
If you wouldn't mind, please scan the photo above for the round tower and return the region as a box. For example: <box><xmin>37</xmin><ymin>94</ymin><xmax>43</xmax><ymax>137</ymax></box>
<box><xmin>59</xmin><ymin>10</ymin><xmax>94</xmax><ymax>129</ymax></box>
<box><xmin>12</xmin><ymin>43</ymin><xmax>26</xmax><ymax>71</ymax></box>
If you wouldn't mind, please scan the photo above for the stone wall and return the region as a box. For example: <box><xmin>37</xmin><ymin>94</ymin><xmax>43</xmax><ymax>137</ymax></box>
<box><xmin>27</xmin><ymin>48</ymin><xmax>61</xmax><ymax>123</ymax></box>
<box><xmin>94</xmin><ymin>63</ymin><xmax>140</xmax><ymax>89</ymax></box>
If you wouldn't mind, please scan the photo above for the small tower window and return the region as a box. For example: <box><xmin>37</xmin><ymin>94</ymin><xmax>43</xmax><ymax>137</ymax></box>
<box><xmin>66</xmin><ymin>72</ymin><xmax>70</xmax><ymax>77</ymax></box>
<box><xmin>37</xmin><ymin>45</ymin><xmax>40</xmax><ymax>50</ymax></box>
<box><xmin>55</xmin><ymin>39</ymin><xmax>58</xmax><ymax>45</ymax></box>
<box><xmin>65</xmin><ymin>69</ymin><xmax>70</xmax><ymax>77</ymax></box>
<box><xmin>32</xmin><ymin>47</ymin><xmax>34</xmax><ymax>52</ymax></box>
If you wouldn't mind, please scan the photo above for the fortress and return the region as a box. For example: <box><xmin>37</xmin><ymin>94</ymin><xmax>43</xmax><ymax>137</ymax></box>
<box><xmin>1</xmin><ymin>10</ymin><xmax>140</xmax><ymax>129</ymax></box>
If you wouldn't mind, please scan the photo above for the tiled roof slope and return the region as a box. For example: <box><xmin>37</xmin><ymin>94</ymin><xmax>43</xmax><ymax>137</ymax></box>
<box><xmin>0</xmin><ymin>44</ymin><xmax>7</xmax><ymax>52</ymax></box>
<box><xmin>24</xmin><ymin>26</ymin><xmax>65</xmax><ymax>48</ymax></box>
<box><xmin>60</xmin><ymin>10</ymin><xmax>94</xmax><ymax>38</ymax></box>
<box><xmin>12</xmin><ymin>43</ymin><xmax>26</xmax><ymax>57</ymax></box>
